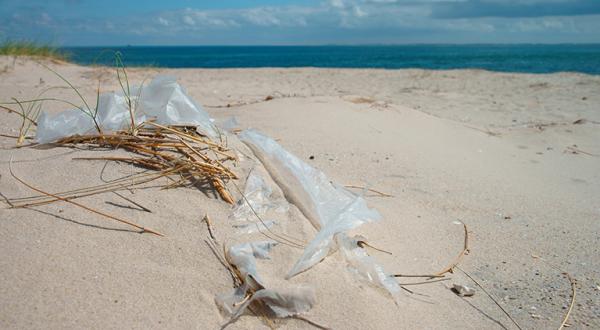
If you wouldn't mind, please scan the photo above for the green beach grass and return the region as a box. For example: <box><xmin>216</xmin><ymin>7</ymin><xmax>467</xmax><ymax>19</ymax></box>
<box><xmin>0</xmin><ymin>41</ymin><xmax>69</xmax><ymax>61</ymax></box>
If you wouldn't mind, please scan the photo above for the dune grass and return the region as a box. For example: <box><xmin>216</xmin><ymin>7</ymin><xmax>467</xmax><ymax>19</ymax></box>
<box><xmin>0</xmin><ymin>40</ymin><xmax>69</xmax><ymax>61</ymax></box>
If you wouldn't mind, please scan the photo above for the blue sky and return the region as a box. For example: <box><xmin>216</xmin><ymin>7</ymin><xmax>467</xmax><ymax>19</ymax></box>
<box><xmin>1</xmin><ymin>0</ymin><xmax>599</xmax><ymax>45</ymax></box>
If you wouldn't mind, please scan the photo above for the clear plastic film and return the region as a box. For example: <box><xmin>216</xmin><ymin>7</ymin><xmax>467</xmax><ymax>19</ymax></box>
<box><xmin>36</xmin><ymin>75</ymin><xmax>219</xmax><ymax>143</ymax></box>
<box><xmin>238</xmin><ymin>129</ymin><xmax>401</xmax><ymax>302</ymax></box>
<box><xmin>215</xmin><ymin>241</ymin><xmax>315</xmax><ymax>320</ymax></box>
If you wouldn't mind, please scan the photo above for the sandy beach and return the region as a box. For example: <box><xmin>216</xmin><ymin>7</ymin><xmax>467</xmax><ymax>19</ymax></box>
<box><xmin>1</xmin><ymin>56</ymin><xmax>599</xmax><ymax>329</ymax></box>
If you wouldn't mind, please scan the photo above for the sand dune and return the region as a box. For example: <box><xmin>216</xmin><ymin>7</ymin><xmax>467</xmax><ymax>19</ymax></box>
<box><xmin>1</xmin><ymin>57</ymin><xmax>599</xmax><ymax>329</ymax></box>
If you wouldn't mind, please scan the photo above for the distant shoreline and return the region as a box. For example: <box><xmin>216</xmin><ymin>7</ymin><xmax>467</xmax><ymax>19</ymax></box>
<box><xmin>57</xmin><ymin>44</ymin><xmax>600</xmax><ymax>75</ymax></box>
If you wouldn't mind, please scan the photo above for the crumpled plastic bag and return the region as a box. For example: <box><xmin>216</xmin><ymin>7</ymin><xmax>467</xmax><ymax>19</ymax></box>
<box><xmin>230</xmin><ymin>169</ymin><xmax>289</xmax><ymax>222</ymax></box>
<box><xmin>239</xmin><ymin>129</ymin><xmax>401</xmax><ymax>302</ymax></box>
<box><xmin>239</xmin><ymin>129</ymin><xmax>381</xmax><ymax>277</ymax></box>
<box><xmin>36</xmin><ymin>75</ymin><xmax>219</xmax><ymax>143</ymax></box>
<box><xmin>134</xmin><ymin>75</ymin><xmax>218</xmax><ymax>139</ymax></box>
<box><xmin>36</xmin><ymin>108</ymin><xmax>96</xmax><ymax>143</ymax></box>
<box><xmin>215</xmin><ymin>241</ymin><xmax>315</xmax><ymax>320</ymax></box>
<box><xmin>225</xmin><ymin>241</ymin><xmax>277</xmax><ymax>285</ymax></box>
<box><xmin>337</xmin><ymin>233</ymin><xmax>402</xmax><ymax>303</ymax></box>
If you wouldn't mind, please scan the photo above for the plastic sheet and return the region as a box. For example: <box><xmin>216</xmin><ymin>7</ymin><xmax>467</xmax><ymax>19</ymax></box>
<box><xmin>337</xmin><ymin>234</ymin><xmax>402</xmax><ymax>303</ymax></box>
<box><xmin>215</xmin><ymin>241</ymin><xmax>315</xmax><ymax>320</ymax></box>
<box><xmin>218</xmin><ymin>116</ymin><xmax>241</xmax><ymax>133</ymax></box>
<box><xmin>36</xmin><ymin>109</ymin><xmax>96</xmax><ymax>143</ymax></box>
<box><xmin>230</xmin><ymin>169</ymin><xmax>289</xmax><ymax>222</ymax></box>
<box><xmin>230</xmin><ymin>285</ymin><xmax>316</xmax><ymax>319</ymax></box>
<box><xmin>226</xmin><ymin>241</ymin><xmax>277</xmax><ymax>285</ymax></box>
<box><xmin>239</xmin><ymin>129</ymin><xmax>402</xmax><ymax>301</ymax></box>
<box><xmin>239</xmin><ymin>129</ymin><xmax>381</xmax><ymax>278</ymax></box>
<box><xmin>35</xmin><ymin>75</ymin><xmax>219</xmax><ymax>143</ymax></box>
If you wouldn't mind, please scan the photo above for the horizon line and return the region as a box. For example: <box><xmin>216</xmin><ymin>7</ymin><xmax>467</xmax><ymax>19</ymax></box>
<box><xmin>60</xmin><ymin>42</ymin><xmax>600</xmax><ymax>48</ymax></box>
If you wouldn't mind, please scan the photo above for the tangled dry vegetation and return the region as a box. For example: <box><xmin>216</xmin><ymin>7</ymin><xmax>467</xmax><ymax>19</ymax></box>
<box><xmin>2</xmin><ymin>57</ymin><xmax>237</xmax><ymax>237</ymax></box>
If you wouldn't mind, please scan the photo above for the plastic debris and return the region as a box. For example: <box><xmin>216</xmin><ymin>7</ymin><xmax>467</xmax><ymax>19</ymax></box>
<box><xmin>239</xmin><ymin>129</ymin><xmax>400</xmax><ymax>301</ymax></box>
<box><xmin>215</xmin><ymin>241</ymin><xmax>315</xmax><ymax>320</ymax></box>
<box><xmin>219</xmin><ymin>116</ymin><xmax>242</xmax><ymax>133</ymax></box>
<box><xmin>452</xmin><ymin>284</ymin><xmax>476</xmax><ymax>297</ymax></box>
<box><xmin>217</xmin><ymin>281</ymin><xmax>316</xmax><ymax>320</ymax></box>
<box><xmin>226</xmin><ymin>241</ymin><xmax>277</xmax><ymax>285</ymax></box>
<box><xmin>239</xmin><ymin>129</ymin><xmax>381</xmax><ymax>276</ymax></box>
<box><xmin>337</xmin><ymin>234</ymin><xmax>402</xmax><ymax>302</ymax></box>
<box><xmin>230</xmin><ymin>169</ymin><xmax>289</xmax><ymax>222</ymax></box>
<box><xmin>234</xmin><ymin>285</ymin><xmax>316</xmax><ymax>318</ymax></box>
<box><xmin>36</xmin><ymin>75</ymin><xmax>219</xmax><ymax>143</ymax></box>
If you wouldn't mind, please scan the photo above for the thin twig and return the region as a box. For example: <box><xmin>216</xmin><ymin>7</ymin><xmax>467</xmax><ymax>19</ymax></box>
<box><xmin>456</xmin><ymin>266</ymin><xmax>523</xmax><ymax>330</ymax></box>
<box><xmin>345</xmin><ymin>184</ymin><xmax>393</xmax><ymax>197</ymax></box>
<box><xmin>394</xmin><ymin>274</ymin><xmax>445</xmax><ymax>278</ymax></box>
<box><xmin>357</xmin><ymin>240</ymin><xmax>393</xmax><ymax>255</ymax></box>
<box><xmin>0</xmin><ymin>174</ymin><xmax>14</xmax><ymax>207</ymax></box>
<box><xmin>531</xmin><ymin>254</ymin><xmax>577</xmax><ymax>329</ymax></box>
<box><xmin>0</xmin><ymin>133</ymin><xmax>33</xmax><ymax>139</ymax></box>
<box><xmin>112</xmin><ymin>191</ymin><xmax>152</xmax><ymax>213</ymax></box>
<box><xmin>397</xmin><ymin>278</ymin><xmax>450</xmax><ymax>286</ymax></box>
<box><xmin>558</xmin><ymin>272</ymin><xmax>576</xmax><ymax>330</ymax></box>
<box><xmin>435</xmin><ymin>223</ymin><xmax>469</xmax><ymax>276</ymax></box>
<box><xmin>202</xmin><ymin>213</ymin><xmax>216</xmax><ymax>242</ymax></box>
<box><xmin>293</xmin><ymin>315</ymin><xmax>332</xmax><ymax>330</ymax></box>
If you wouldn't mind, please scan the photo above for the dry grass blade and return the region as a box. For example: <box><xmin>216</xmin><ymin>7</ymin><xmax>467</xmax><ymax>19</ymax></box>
<box><xmin>11</xmin><ymin>124</ymin><xmax>239</xmax><ymax>206</ymax></box>
<box><xmin>112</xmin><ymin>191</ymin><xmax>152</xmax><ymax>213</ymax></box>
<box><xmin>8</xmin><ymin>169</ymin><xmax>172</xmax><ymax>208</ymax></box>
<box><xmin>456</xmin><ymin>266</ymin><xmax>523</xmax><ymax>330</ymax></box>
<box><xmin>394</xmin><ymin>274</ymin><xmax>445</xmax><ymax>278</ymax></box>
<box><xmin>558</xmin><ymin>272</ymin><xmax>576</xmax><ymax>330</ymax></box>
<box><xmin>293</xmin><ymin>315</ymin><xmax>332</xmax><ymax>330</ymax></box>
<box><xmin>9</xmin><ymin>157</ymin><xmax>164</xmax><ymax>237</ymax></box>
<box><xmin>344</xmin><ymin>184</ymin><xmax>393</xmax><ymax>197</ymax></box>
<box><xmin>397</xmin><ymin>278</ymin><xmax>450</xmax><ymax>286</ymax></box>
<box><xmin>435</xmin><ymin>223</ymin><xmax>469</xmax><ymax>276</ymax></box>
<box><xmin>202</xmin><ymin>214</ymin><xmax>216</xmax><ymax>241</ymax></box>
<box><xmin>530</xmin><ymin>254</ymin><xmax>577</xmax><ymax>329</ymax></box>
<box><xmin>357</xmin><ymin>240</ymin><xmax>393</xmax><ymax>255</ymax></box>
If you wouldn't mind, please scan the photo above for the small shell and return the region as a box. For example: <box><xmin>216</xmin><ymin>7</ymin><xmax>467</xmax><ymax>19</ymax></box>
<box><xmin>452</xmin><ymin>284</ymin><xmax>476</xmax><ymax>297</ymax></box>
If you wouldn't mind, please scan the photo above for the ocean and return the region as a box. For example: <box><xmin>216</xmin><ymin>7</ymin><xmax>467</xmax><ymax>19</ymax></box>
<box><xmin>62</xmin><ymin>44</ymin><xmax>600</xmax><ymax>74</ymax></box>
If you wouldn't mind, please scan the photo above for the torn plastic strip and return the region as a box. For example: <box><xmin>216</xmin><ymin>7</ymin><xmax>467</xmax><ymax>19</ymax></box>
<box><xmin>215</xmin><ymin>241</ymin><xmax>315</xmax><ymax>320</ymax></box>
<box><xmin>337</xmin><ymin>233</ymin><xmax>402</xmax><ymax>304</ymax></box>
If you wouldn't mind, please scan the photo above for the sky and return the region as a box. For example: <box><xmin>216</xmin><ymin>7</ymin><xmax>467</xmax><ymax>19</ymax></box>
<box><xmin>1</xmin><ymin>0</ymin><xmax>600</xmax><ymax>45</ymax></box>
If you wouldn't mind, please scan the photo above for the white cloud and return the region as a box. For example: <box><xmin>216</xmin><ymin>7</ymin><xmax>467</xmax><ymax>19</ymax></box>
<box><xmin>4</xmin><ymin>0</ymin><xmax>600</xmax><ymax>44</ymax></box>
<box><xmin>183</xmin><ymin>15</ymin><xmax>195</xmax><ymax>26</ymax></box>
<box><xmin>242</xmin><ymin>8</ymin><xmax>282</xmax><ymax>26</ymax></box>
<box><xmin>353</xmin><ymin>5</ymin><xmax>367</xmax><ymax>17</ymax></box>
<box><xmin>157</xmin><ymin>17</ymin><xmax>169</xmax><ymax>27</ymax></box>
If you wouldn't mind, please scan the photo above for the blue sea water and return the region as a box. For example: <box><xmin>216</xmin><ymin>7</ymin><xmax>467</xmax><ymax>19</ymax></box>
<box><xmin>62</xmin><ymin>44</ymin><xmax>600</xmax><ymax>75</ymax></box>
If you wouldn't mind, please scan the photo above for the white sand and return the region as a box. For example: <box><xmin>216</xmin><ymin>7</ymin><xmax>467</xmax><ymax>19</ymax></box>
<box><xmin>1</xmin><ymin>57</ymin><xmax>599</xmax><ymax>329</ymax></box>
